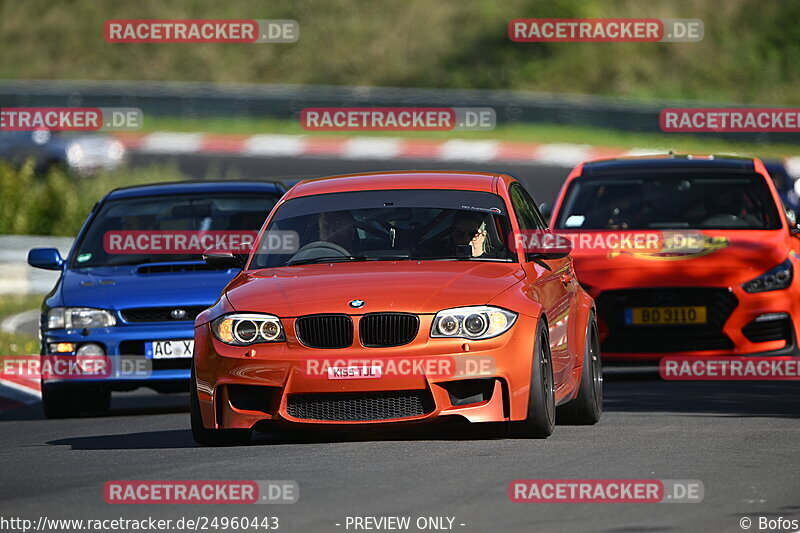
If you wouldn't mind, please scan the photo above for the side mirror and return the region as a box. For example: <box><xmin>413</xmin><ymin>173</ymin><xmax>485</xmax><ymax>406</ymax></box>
<box><xmin>539</xmin><ymin>202</ymin><xmax>552</xmax><ymax>220</ymax></box>
<box><xmin>524</xmin><ymin>232</ymin><xmax>572</xmax><ymax>261</ymax></box>
<box><xmin>202</xmin><ymin>251</ymin><xmax>244</xmax><ymax>269</ymax></box>
<box><xmin>27</xmin><ymin>248</ymin><xmax>64</xmax><ymax>270</ymax></box>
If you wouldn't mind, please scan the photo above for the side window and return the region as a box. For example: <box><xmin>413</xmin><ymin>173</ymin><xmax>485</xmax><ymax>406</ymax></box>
<box><xmin>510</xmin><ymin>184</ymin><xmax>547</xmax><ymax>230</ymax></box>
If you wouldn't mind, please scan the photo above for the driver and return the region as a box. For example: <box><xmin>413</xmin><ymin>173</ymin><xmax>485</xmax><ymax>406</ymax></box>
<box><xmin>318</xmin><ymin>210</ymin><xmax>357</xmax><ymax>253</ymax></box>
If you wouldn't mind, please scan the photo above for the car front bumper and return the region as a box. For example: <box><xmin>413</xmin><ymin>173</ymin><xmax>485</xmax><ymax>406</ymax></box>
<box><xmin>193</xmin><ymin>313</ymin><xmax>563</xmax><ymax>430</ymax></box>
<box><xmin>596</xmin><ymin>285</ymin><xmax>800</xmax><ymax>362</ymax></box>
<box><xmin>41</xmin><ymin>322</ymin><xmax>193</xmax><ymax>387</ymax></box>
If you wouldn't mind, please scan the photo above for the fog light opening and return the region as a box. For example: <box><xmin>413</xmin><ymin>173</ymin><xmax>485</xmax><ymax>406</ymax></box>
<box><xmin>442</xmin><ymin>378</ymin><xmax>496</xmax><ymax>407</ymax></box>
<box><xmin>754</xmin><ymin>312</ymin><xmax>790</xmax><ymax>323</ymax></box>
<box><xmin>75</xmin><ymin>343</ymin><xmax>106</xmax><ymax>373</ymax></box>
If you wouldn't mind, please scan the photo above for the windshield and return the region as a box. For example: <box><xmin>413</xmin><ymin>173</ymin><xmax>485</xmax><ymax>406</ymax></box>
<box><xmin>250</xmin><ymin>189</ymin><xmax>515</xmax><ymax>268</ymax></box>
<box><xmin>555</xmin><ymin>173</ymin><xmax>782</xmax><ymax>230</ymax></box>
<box><xmin>73</xmin><ymin>192</ymin><xmax>279</xmax><ymax>267</ymax></box>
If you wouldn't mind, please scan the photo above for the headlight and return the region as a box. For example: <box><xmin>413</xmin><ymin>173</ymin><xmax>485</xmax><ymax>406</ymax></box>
<box><xmin>742</xmin><ymin>259</ymin><xmax>793</xmax><ymax>293</ymax></box>
<box><xmin>211</xmin><ymin>313</ymin><xmax>285</xmax><ymax>346</ymax></box>
<box><xmin>46</xmin><ymin>307</ymin><xmax>117</xmax><ymax>330</ymax></box>
<box><xmin>431</xmin><ymin>306</ymin><xmax>517</xmax><ymax>340</ymax></box>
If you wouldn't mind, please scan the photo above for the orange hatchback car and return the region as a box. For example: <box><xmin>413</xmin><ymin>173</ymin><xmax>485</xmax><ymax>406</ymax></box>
<box><xmin>549</xmin><ymin>155</ymin><xmax>800</xmax><ymax>363</ymax></box>
<box><xmin>191</xmin><ymin>171</ymin><xmax>600</xmax><ymax>445</ymax></box>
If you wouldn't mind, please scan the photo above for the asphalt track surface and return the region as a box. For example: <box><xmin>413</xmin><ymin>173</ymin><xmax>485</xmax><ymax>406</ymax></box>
<box><xmin>3</xmin><ymin>153</ymin><xmax>799</xmax><ymax>532</ymax></box>
<box><xmin>1</xmin><ymin>378</ymin><xmax>798</xmax><ymax>532</ymax></box>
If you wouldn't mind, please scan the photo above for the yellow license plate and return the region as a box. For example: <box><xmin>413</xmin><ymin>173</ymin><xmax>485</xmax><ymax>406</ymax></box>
<box><xmin>625</xmin><ymin>306</ymin><xmax>707</xmax><ymax>325</ymax></box>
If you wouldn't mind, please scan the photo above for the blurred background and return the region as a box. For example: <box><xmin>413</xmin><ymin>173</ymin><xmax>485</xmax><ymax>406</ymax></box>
<box><xmin>2</xmin><ymin>0</ymin><xmax>799</xmax><ymax>100</ymax></box>
<box><xmin>0</xmin><ymin>0</ymin><xmax>799</xmax><ymax>329</ymax></box>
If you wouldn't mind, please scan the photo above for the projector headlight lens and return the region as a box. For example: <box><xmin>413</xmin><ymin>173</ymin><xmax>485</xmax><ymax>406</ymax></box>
<box><xmin>743</xmin><ymin>259</ymin><xmax>793</xmax><ymax>293</ymax></box>
<box><xmin>211</xmin><ymin>313</ymin><xmax>285</xmax><ymax>346</ymax></box>
<box><xmin>431</xmin><ymin>306</ymin><xmax>517</xmax><ymax>340</ymax></box>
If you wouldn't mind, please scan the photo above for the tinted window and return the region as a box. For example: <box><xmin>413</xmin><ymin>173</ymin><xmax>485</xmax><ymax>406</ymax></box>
<box><xmin>73</xmin><ymin>192</ymin><xmax>279</xmax><ymax>267</ymax></box>
<box><xmin>555</xmin><ymin>173</ymin><xmax>781</xmax><ymax>230</ymax></box>
<box><xmin>251</xmin><ymin>189</ymin><xmax>514</xmax><ymax>268</ymax></box>
<box><xmin>510</xmin><ymin>183</ymin><xmax>547</xmax><ymax>230</ymax></box>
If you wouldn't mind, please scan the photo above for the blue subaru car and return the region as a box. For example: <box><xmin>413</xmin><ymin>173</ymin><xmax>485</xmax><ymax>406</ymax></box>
<box><xmin>27</xmin><ymin>180</ymin><xmax>285</xmax><ymax>418</ymax></box>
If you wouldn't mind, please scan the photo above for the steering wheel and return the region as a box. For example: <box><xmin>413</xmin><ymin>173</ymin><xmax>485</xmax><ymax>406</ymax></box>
<box><xmin>288</xmin><ymin>241</ymin><xmax>351</xmax><ymax>263</ymax></box>
<box><xmin>700</xmin><ymin>214</ymin><xmax>747</xmax><ymax>228</ymax></box>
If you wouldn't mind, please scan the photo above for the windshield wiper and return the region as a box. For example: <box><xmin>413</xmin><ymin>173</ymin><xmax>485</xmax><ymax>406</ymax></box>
<box><xmin>423</xmin><ymin>256</ymin><xmax>514</xmax><ymax>262</ymax></box>
<box><xmin>359</xmin><ymin>254</ymin><xmax>412</xmax><ymax>261</ymax></box>
<box><xmin>286</xmin><ymin>255</ymin><xmax>362</xmax><ymax>266</ymax></box>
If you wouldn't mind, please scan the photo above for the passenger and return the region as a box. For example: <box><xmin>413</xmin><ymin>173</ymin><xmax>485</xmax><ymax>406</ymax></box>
<box><xmin>450</xmin><ymin>211</ymin><xmax>499</xmax><ymax>258</ymax></box>
<box><xmin>700</xmin><ymin>191</ymin><xmax>759</xmax><ymax>226</ymax></box>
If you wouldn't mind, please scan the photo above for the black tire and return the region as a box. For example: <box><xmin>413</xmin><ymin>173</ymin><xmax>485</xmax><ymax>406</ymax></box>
<box><xmin>42</xmin><ymin>385</ymin><xmax>80</xmax><ymax>419</ymax></box>
<box><xmin>41</xmin><ymin>385</ymin><xmax>110</xmax><ymax>419</ymax></box>
<box><xmin>84</xmin><ymin>387</ymin><xmax>112</xmax><ymax>413</ymax></box>
<box><xmin>557</xmin><ymin>313</ymin><xmax>602</xmax><ymax>425</ymax></box>
<box><xmin>510</xmin><ymin>319</ymin><xmax>555</xmax><ymax>438</ymax></box>
<box><xmin>190</xmin><ymin>367</ymin><xmax>251</xmax><ymax>446</ymax></box>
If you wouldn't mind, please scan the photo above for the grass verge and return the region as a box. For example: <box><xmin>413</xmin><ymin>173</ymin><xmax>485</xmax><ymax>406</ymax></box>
<box><xmin>0</xmin><ymin>161</ymin><xmax>189</xmax><ymax>237</ymax></box>
<box><xmin>0</xmin><ymin>294</ymin><xmax>43</xmax><ymax>356</ymax></box>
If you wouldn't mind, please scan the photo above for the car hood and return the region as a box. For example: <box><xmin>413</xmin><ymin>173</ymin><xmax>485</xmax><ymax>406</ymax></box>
<box><xmin>225</xmin><ymin>261</ymin><xmax>526</xmax><ymax>316</ymax></box>
<box><xmin>60</xmin><ymin>265</ymin><xmax>239</xmax><ymax>310</ymax></box>
<box><xmin>570</xmin><ymin>230</ymin><xmax>792</xmax><ymax>289</ymax></box>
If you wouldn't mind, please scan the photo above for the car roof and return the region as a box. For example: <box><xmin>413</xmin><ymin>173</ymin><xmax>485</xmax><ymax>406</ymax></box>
<box><xmin>579</xmin><ymin>155</ymin><xmax>757</xmax><ymax>177</ymax></box>
<box><xmin>105</xmin><ymin>179</ymin><xmax>286</xmax><ymax>201</ymax></box>
<box><xmin>283</xmin><ymin>171</ymin><xmax>504</xmax><ymax>199</ymax></box>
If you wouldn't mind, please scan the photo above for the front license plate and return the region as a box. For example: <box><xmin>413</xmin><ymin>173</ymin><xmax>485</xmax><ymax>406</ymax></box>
<box><xmin>145</xmin><ymin>339</ymin><xmax>194</xmax><ymax>359</ymax></box>
<box><xmin>328</xmin><ymin>366</ymin><xmax>382</xmax><ymax>380</ymax></box>
<box><xmin>624</xmin><ymin>306</ymin><xmax>707</xmax><ymax>325</ymax></box>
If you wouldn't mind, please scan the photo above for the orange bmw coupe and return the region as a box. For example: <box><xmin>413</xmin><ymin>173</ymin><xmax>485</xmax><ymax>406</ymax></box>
<box><xmin>191</xmin><ymin>171</ymin><xmax>600</xmax><ymax>445</ymax></box>
<box><xmin>549</xmin><ymin>155</ymin><xmax>800</xmax><ymax>363</ymax></box>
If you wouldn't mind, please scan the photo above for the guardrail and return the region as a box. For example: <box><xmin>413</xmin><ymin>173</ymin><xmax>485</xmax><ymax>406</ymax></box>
<box><xmin>1</xmin><ymin>79</ymin><xmax>797</xmax><ymax>143</ymax></box>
